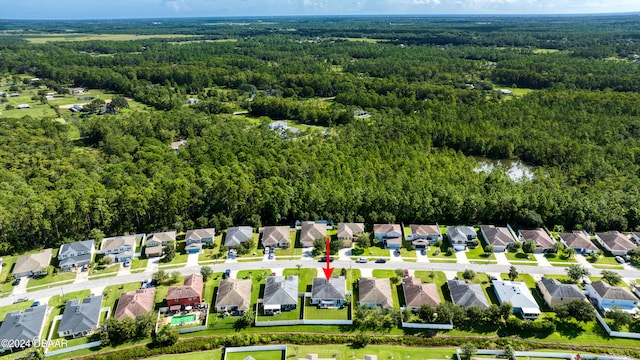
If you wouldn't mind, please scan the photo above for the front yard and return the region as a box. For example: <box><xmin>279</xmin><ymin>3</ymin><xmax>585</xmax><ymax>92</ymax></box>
<box><xmin>505</xmin><ymin>250</ymin><xmax>537</xmax><ymax>263</ymax></box>
<box><xmin>26</xmin><ymin>267</ymin><xmax>76</xmax><ymax>289</ymax></box>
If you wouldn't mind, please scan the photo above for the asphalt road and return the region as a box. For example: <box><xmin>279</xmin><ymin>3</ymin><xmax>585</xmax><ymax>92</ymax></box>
<box><xmin>2</xmin><ymin>258</ymin><xmax>639</xmax><ymax>307</ymax></box>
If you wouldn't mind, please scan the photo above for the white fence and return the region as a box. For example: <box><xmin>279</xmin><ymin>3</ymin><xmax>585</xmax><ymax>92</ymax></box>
<box><xmin>455</xmin><ymin>349</ymin><xmax>632</xmax><ymax>360</ymax></box>
<box><xmin>255</xmin><ymin>319</ymin><xmax>352</xmax><ymax>327</ymax></box>
<box><xmin>594</xmin><ymin>311</ymin><xmax>640</xmax><ymax>340</ymax></box>
<box><xmin>223</xmin><ymin>345</ymin><xmax>287</xmax><ymax>360</ymax></box>
<box><xmin>45</xmin><ymin>341</ymin><xmax>101</xmax><ymax>357</ymax></box>
<box><xmin>401</xmin><ymin>321</ymin><xmax>453</xmax><ymax>330</ymax></box>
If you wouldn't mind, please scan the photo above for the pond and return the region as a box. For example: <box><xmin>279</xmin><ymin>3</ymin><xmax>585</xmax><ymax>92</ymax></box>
<box><xmin>474</xmin><ymin>157</ymin><xmax>535</xmax><ymax>183</ymax></box>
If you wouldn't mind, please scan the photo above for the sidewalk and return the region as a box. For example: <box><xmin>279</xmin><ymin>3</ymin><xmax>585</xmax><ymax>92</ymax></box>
<box><xmin>533</xmin><ymin>253</ymin><xmax>552</xmax><ymax>267</ymax></box>
<box><xmin>574</xmin><ymin>254</ymin><xmax>594</xmax><ymax>268</ymax></box>
<box><xmin>494</xmin><ymin>252</ymin><xmax>510</xmax><ymax>265</ymax></box>
<box><xmin>455</xmin><ymin>250</ymin><xmax>470</xmax><ymax>264</ymax></box>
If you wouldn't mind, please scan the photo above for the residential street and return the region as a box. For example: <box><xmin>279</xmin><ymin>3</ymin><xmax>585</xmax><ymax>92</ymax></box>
<box><xmin>2</xmin><ymin>258</ymin><xmax>639</xmax><ymax>308</ymax></box>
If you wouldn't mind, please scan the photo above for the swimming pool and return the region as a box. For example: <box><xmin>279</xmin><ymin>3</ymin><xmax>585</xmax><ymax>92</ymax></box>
<box><xmin>171</xmin><ymin>313</ymin><xmax>196</xmax><ymax>325</ymax></box>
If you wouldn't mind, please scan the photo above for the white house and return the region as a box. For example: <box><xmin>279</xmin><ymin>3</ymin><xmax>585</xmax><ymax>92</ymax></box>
<box><xmin>586</xmin><ymin>280</ymin><xmax>639</xmax><ymax>314</ymax></box>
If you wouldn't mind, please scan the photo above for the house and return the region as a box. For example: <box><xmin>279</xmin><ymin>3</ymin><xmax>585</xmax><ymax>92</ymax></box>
<box><xmin>101</xmin><ymin>235</ymin><xmax>136</xmax><ymax>263</ymax></box>
<box><xmin>310</xmin><ymin>276</ymin><xmax>346</xmax><ymax>308</ymax></box>
<box><xmin>215</xmin><ymin>278</ymin><xmax>252</xmax><ymax>314</ymax></box>
<box><xmin>186</xmin><ymin>97</ymin><xmax>200</xmax><ymax>105</ymax></box>
<box><xmin>69</xmin><ymin>87</ymin><xmax>85</xmax><ymax>95</ymax></box>
<box><xmin>167</xmin><ymin>274</ymin><xmax>203</xmax><ymax>311</ymax></box>
<box><xmin>224</xmin><ymin>226</ymin><xmax>253</xmax><ymax>248</ymax></box>
<box><xmin>300</xmin><ymin>222</ymin><xmax>327</xmax><ymax>248</ymax></box>
<box><xmin>373</xmin><ymin>224</ymin><xmax>403</xmax><ymax>249</ymax></box>
<box><xmin>262</xmin><ymin>226</ymin><xmax>291</xmax><ymax>248</ymax></box>
<box><xmin>498</xmin><ymin>89</ymin><xmax>513</xmax><ymax>95</ymax></box>
<box><xmin>446</xmin><ymin>226</ymin><xmax>477</xmax><ymax>251</ymax></box>
<box><xmin>492</xmin><ymin>280</ymin><xmax>540</xmax><ymax>319</ymax></box>
<box><xmin>13</xmin><ymin>249</ymin><xmax>52</xmax><ymax>278</ymax></box>
<box><xmin>632</xmin><ymin>232</ymin><xmax>640</xmax><ymax>245</ymax></box>
<box><xmin>69</xmin><ymin>104</ymin><xmax>84</xmax><ymax>112</ymax></box>
<box><xmin>114</xmin><ymin>288</ymin><xmax>156</xmax><ymax>320</ymax></box>
<box><xmin>408</xmin><ymin>224</ymin><xmax>442</xmax><ymax>248</ymax></box>
<box><xmin>479</xmin><ymin>225</ymin><xmax>517</xmax><ymax>252</ymax></box>
<box><xmin>144</xmin><ymin>231</ymin><xmax>174</xmax><ymax>257</ymax></box>
<box><xmin>263</xmin><ymin>275</ymin><xmax>298</xmax><ymax>315</ymax></box>
<box><xmin>268</xmin><ymin>120</ymin><xmax>301</xmax><ymax>133</ymax></box>
<box><xmin>594</xmin><ymin>231</ymin><xmax>636</xmax><ymax>256</ymax></box>
<box><xmin>16</xmin><ymin>104</ymin><xmax>30</xmax><ymax>109</ymax></box>
<box><xmin>537</xmin><ymin>277</ymin><xmax>586</xmax><ymax>307</ymax></box>
<box><xmin>184</xmin><ymin>228</ymin><xmax>214</xmax><ymax>254</ymax></box>
<box><xmin>558</xmin><ymin>231</ymin><xmax>597</xmax><ymax>255</ymax></box>
<box><xmin>447</xmin><ymin>280</ymin><xmax>489</xmax><ymax>309</ymax></box>
<box><xmin>58</xmin><ymin>295</ymin><xmax>103</xmax><ymax>338</ymax></box>
<box><xmin>585</xmin><ymin>280</ymin><xmax>639</xmax><ymax>314</ymax></box>
<box><xmin>518</xmin><ymin>228</ymin><xmax>556</xmax><ymax>253</ymax></box>
<box><xmin>58</xmin><ymin>240</ymin><xmax>94</xmax><ymax>272</ymax></box>
<box><xmin>0</xmin><ymin>305</ymin><xmax>47</xmax><ymax>351</ymax></box>
<box><xmin>337</xmin><ymin>223</ymin><xmax>365</xmax><ymax>247</ymax></box>
<box><xmin>402</xmin><ymin>277</ymin><xmax>440</xmax><ymax>311</ymax></box>
<box><xmin>358</xmin><ymin>277</ymin><xmax>393</xmax><ymax>309</ymax></box>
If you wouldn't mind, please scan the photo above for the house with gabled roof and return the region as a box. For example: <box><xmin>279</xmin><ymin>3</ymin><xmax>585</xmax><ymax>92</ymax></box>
<box><xmin>263</xmin><ymin>275</ymin><xmax>298</xmax><ymax>315</ymax></box>
<box><xmin>358</xmin><ymin>277</ymin><xmax>393</xmax><ymax>309</ymax></box>
<box><xmin>337</xmin><ymin>223</ymin><xmax>365</xmax><ymax>247</ymax></box>
<box><xmin>224</xmin><ymin>226</ymin><xmax>253</xmax><ymax>248</ymax></box>
<box><xmin>58</xmin><ymin>295</ymin><xmax>104</xmax><ymax>338</ymax></box>
<box><xmin>101</xmin><ymin>235</ymin><xmax>137</xmax><ymax>263</ymax></box>
<box><xmin>0</xmin><ymin>305</ymin><xmax>47</xmax><ymax>351</ymax></box>
<box><xmin>402</xmin><ymin>277</ymin><xmax>440</xmax><ymax>311</ymax></box>
<box><xmin>492</xmin><ymin>280</ymin><xmax>540</xmax><ymax>319</ymax></box>
<box><xmin>447</xmin><ymin>226</ymin><xmax>477</xmax><ymax>251</ymax></box>
<box><xmin>12</xmin><ymin>248</ymin><xmax>52</xmax><ymax>278</ymax></box>
<box><xmin>185</xmin><ymin>228</ymin><xmax>215</xmax><ymax>254</ymax></box>
<box><xmin>537</xmin><ymin>277</ymin><xmax>585</xmax><ymax>307</ymax></box>
<box><xmin>114</xmin><ymin>288</ymin><xmax>156</xmax><ymax>320</ymax></box>
<box><xmin>311</xmin><ymin>276</ymin><xmax>346</xmax><ymax>308</ymax></box>
<box><xmin>145</xmin><ymin>231</ymin><xmax>175</xmax><ymax>258</ymax></box>
<box><xmin>215</xmin><ymin>278</ymin><xmax>252</xmax><ymax>314</ymax></box>
<box><xmin>518</xmin><ymin>228</ymin><xmax>555</xmax><ymax>253</ymax></box>
<box><xmin>558</xmin><ymin>231</ymin><xmax>597</xmax><ymax>255</ymax></box>
<box><xmin>167</xmin><ymin>274</ymin><xmax>203</xmax><ymax>311</ymax></box>
<box><xmin>408</xmin><ymin>224</ymin><xmax>441</xmax><ymax>248</ymax></box>
<box><xmin>373</xmin><ymin>224</ymin><xmax>402</xmax><ymax>249</ymax></box>
<box><xmin>479</xmin><ymin>225</ymin><xmax>517</xmax><ymax>252</ymax></box>
<box><xmin>300</xmin><ymin>222</ymin><xmax>327</xmax><ymax>248</ymax></box>
<box><xmin>262</xmin><ymin>226</ymin><xmax>291</xmax><ymax>248</ymax></box>
<box><xmin>594</xmin><ymin>231</ymin><xmax>636</xmax><ymax>256</ymax></box>
<box><xmin>58</xmin><ymin>240</ymin><xmax>94</xmax><ymax>272</ymax></box>
<box><xmin>447</xmin><ymin>280</ymin><xmax>489</xmax><ymax>309</ymax></box>
<box><xmin>586</xmin><ymin>280</ymin><xmax>639</xmax><ymax>314</ymax></box>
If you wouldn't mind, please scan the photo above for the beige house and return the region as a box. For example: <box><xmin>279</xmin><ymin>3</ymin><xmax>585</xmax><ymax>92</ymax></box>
<box><xmin>337</xmin><ymin>223</ymin><xmax>365</xmax><ymax>247</ymax></box>
<box><xmin>215</xmin><ymin>278</ymin><xmax>252</xmax><ymax>314</ymax></box>
<box><xmin>13</xmin><ymin>249</ymin><xmax>52</xmax><ymax>278</ymax></box>
<box><xmin>358</xmin><ymin>277</ymin><xmax>393</xmax><ymax>309</ymax></box>
<box><xmin>402</xmin><ymin>277</ymin><xmax>440</xmax><ymax>311</ymax></box>
<box><xmin>300</xmin><ymin>222</ymin><xmax>327</xmax><ymax>247</ymax></box>
<box><xmin>262</xmin><ymin>226</ymin><xmax>291</xmax><ymax>248</ymax></box>
<box><xmin>537</xmin><ymin>277</ymin><xmax>585</xmax><ymax>307</ymax></box>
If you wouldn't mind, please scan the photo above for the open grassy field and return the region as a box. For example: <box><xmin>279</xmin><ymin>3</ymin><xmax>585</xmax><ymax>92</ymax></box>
<box><xmin>12</xmin><ymin>33</ymin><xmax>198</xmax><ymax>43</ymax></box>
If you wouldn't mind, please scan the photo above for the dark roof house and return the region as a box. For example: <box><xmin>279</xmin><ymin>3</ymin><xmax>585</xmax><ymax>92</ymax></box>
<box><xmin>58</xmin><ymin>240</ymin><xmax>94</xmax><ymax>271</ymax></box>
<box><xmin>263</xmin><ymin>275</ymin><xmax>298</xmax><ymax>314</ymax></box>
<box><xmin>537</xmin><ymin>277</ymin><xmax>585</xmax><ymax>307</ymax></box>
<box><xmin>447</xmin><ymin>280</ymin><xmax>489</xmax><ymax>309</ymax></box>
<box><xmin>558</xmin><ymin>231</ymin><xmax>597</xmax><ymax>254</ymax></box>
<box><xmin>518</xmin><ymin>228</ymin><xmax>555</xmax><ymax>253</ymax></box>
<box><xmin>58</xmin><ymin>295</ymin><xmax>104</xmax><ymax>338</ymax></box>
<box><xmin>479</xmin><ymin>225</ymin><xmax>516</xmax><ymax>252</ymax></box>
<box><xmin>402</xmin><ymin>277</ymin><xmax>440</xmax><ymax>310</ymax></box>
<box><xmin>224</xmin><ymin>226</ymin><xmax>253</xmax><ymax>247</ymax></box>
<box><xmin>0</xmin><ymin>305</ymin><xmax>47</xmax><ymax>351</ymax></box>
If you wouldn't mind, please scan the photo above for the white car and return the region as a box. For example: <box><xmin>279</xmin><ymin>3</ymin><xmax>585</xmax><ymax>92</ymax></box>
<box><xmin>615</xmin><ymin>256</ymin><xmax>625</xmax><ymax>264</ymax></box>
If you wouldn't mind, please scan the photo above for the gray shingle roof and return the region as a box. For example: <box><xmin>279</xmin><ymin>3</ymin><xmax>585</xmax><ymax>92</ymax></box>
<box><xmin>596</xmin><ymin>231</ymin><xmax>636</xmax><ymax>252</ymax></box>
<box><xmin>59</xmin><ymin>240</ymin><xmax>94</xmax><ymax>259</ymax></box>
<box><xmin>224</xmin><ymin>226</ymin><xmax>253</xmax><ymax>247</ymax></box>
<box><xmin>0</xmin><ymin>305</ymin><xmax>47</xmax><ymax>348</ymax></box>
<box><xmin>447</xmin><ymin>280</ymin><xmax>490</xmax><ymax>309</ymax></box>
<box><xmin>447</xmin><ymin>226</ymin><xmax>477</xmax><ymax>243</ymax></box>
<box><xmin>13</xmin><ymin>249</ymin><xmax>52</xmax><ymax>276</ymax></box>
<box><xmin>263</xmin><ymin>276</ymin><xmax>298</xmax><ymax>307</ymax></box>
<box><xmin>58</xmin><ymin>295</ymin><xmax>103</xmax><ymax>337</ymax></box>
<box><xmin>480</xmin><ymin>225</ymin><xmax>515</xmax><ymax>247</ymax></box>
<box><xmin>311</xmin><ymin>277</ymin><xmax>346</xmax><ymax>301</ymax></box>
<box><xmin>539</xmin><ymin>277</ymin><xmax>585</xmax><ymax>300</ymax></box>
<box><xmin>59</xmin><ymin>253</ymin><xmax>91</xmax><ymax>268</ymax></box>
<box><xmin>590</xmin><ymin>280</ymin><xmax>638</xmax><ymax>301</ymax></box>
<box><xmin>358</xmin><ymin>277</ymin><xmax>393</xmax><ymax>308</ymax></box>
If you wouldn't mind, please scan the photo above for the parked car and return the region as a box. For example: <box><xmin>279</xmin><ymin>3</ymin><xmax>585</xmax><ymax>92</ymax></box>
<box><xmin>82</xmin><ymin>264</ymin><xmax>89</xmax><ymax>272</ymax></box>
<box><xmin>268</xmin><ymin>252</ymin><xmax>274</xmax><ymax>260</ymax></box>
<box><xmin>615</xmin><ymin>256</ymin><xmax>625</xmax><ymax>264</ymax></box>
<box><xmin>223</xmin><ymin>269</ymin><xmax>231</xmax><ymax>279</ymax></box>
<box><xmin>356</xmin><ymin>258</ymin><xmax>367</xmax><ymax>263</ymax></box>
<box><xmin>623</xmin><ymin>254</ymin><xmax>632</xmax><ymax>263</ymax></box>
<box><xmin>404</xmin><ymin>269</ymin><xmax>409</xmax><ymax>277</ymax></box>
<box><xmin>264</xmin><ymin>247</ymin><xmax>270</xmax><ymax>255</ymax></box>
<box><xmin>318</xmin><ymin>256</ymin><xmax>334</xmax><ymax>262</ymax></box>
<box><xmin>420</xmin><ymin>248</ymin><xmax>426</xmax><ymax>256</ymax></box>
<box><xmin>30</xmin><ymin>301</ymin><xmax>40</xmax><ymax>307</ymax></box>
<box><xmin>123</xmin><ymin>260</ymin><xmax>131</xmax><ymax>267</ymax></box>
<box><xmin>375</xmin><ymin>258</ymin><xmax>387</xmax><ymax>264</ymax></box>
<box><xmin>13</xmin><ymin>297</ymin><xmax>28</xmax><ymax>304</ymax></box>
<box><xmin>12</xmin><ymin>278</ymin><xmax>21</xmax><ymax>286</ymax></box>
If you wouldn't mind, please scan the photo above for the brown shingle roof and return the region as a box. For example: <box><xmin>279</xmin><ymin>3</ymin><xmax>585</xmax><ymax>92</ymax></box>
<box><xmin>519</xmin><ymin>228</ymin><xmax>555</xmax><ymax>249</ymax></box>
<box><xmin>300</xmin><ymin>222</ymin><xmax>327</xmax><ymax>247</ymax></box>
<box><xmin>167</xmin><ymin>274</ymin><xmax>203</xmax><ymax>302</ymax></box>
<box><xmin>13</xmin><ymin>249</ymin><xmax>52</xmax><ymax>276</ymax></box>
<box><xmin>215</xmin><ymin>278</ymin><xmax>252</xmax><ymax>311</ymax></box>
<box><xmin>262</xmin><ymin>226</ymin><xmax>291</xmax><ymax>247</ymax></box>
<box><xmin>115</xmin><ymin>288</ymin><xmax>156</xmax><ymax>320</ymax></box>
<box><xmin>596</xmin><ymin>231</ymin><xmax>636</xmax><ymax>252</ymax></box>
<box><xmin>590</xmin><ymin>280</ymin><xmax>638</xmax><ymax>301</ymax></box>
<box><xmin>558</xmin><ymin>231</ymin><xmax>597</xmax><ymax>251</ymax></box>
<box><xmin>358</xmin><ymin>277</ymin><xmax>393</xmax><ymax>308</ymax></box>
<box><xmin>402</xmin><ymin>277</ymin><xmax>440</xmax><ymax>308</ymax></box>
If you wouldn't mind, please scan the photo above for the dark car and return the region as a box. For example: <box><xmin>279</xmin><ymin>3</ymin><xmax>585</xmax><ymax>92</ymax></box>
<box><xmin>375</xmin><ymin>258</ymin><xmax>387</xmax><ymax>264</ymax></box>
<box><xmin>12</xmin><ymin>278</ymin><xmax>21</xmax><ymax>286</ymax></box>
<box><xmin>318</xmin><ymin>256</ymin><xmax>334</xmax><ymax>262</ymax></box>
<box><xmin>223</xmin><ymin>269</ymin><xmax>231</xmax><ymax>279</ymax></box>
<box><xmin>420</xmin><ymin>249</ymin><xmax>427</xmax><ymax>256</ymax></box>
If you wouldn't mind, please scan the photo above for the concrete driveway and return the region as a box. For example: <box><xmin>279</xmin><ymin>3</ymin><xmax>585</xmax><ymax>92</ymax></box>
<box><xmin>11</xmin><ymin>277</ymin><xmax>28</xmax><ymax>295</ymax></box>
<box><xmin>416</xmin><ymin>249</ymin><xmax>430</xmax><ymax>263</ymax></box>
<box><xmin>187</xmin><ymin>252</ymin><xmax>200</xmax><ymax>267</ymax></box>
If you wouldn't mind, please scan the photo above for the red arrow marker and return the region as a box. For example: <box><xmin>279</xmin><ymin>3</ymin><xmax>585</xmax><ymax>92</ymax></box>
<box><xmin>322</xmin><ymin>237</ymin><xmax>334</xmax><ymax>280</ymax></box>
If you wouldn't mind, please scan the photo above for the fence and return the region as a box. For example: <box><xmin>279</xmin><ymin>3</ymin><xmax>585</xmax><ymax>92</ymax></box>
<box><xmin>401</xmin><ymin>321</ymin><xmax>453</xmax><ymax>330</ymax></box>
<box><xmin>594</xmin><ymin>311</ymin><xmax>640</xmax><ymax>339</ymax></box>
<box><xmin>255</xmin><ymin>319</ymin><xmax>353</xmax><ymax>327</ymax></box>
<box><xmin>455</xmin><ymin>349</ymin><xmax>632</xmax><ymax>360</ymax></box>
<box><xmin>223</xmin><ymin>345</ymin><xmax>287</xmax><ymax>360</ymax></box>
<box><xmin>45</xmin><ymin>341</ymin><xmax>101</xmax><ymax>357</ymax></box>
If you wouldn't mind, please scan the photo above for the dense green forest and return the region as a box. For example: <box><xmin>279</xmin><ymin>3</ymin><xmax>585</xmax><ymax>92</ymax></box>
<box><xmin>1</xmin><ymin>16</ymin><xmax>640</xmax><ymax>253</ymax></box>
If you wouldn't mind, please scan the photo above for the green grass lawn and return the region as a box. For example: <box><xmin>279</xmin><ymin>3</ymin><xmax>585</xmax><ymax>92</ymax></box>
<box><xmin>0</xmin><ymin>301</ymin><xmax>33</xmax><ymax>322</ymax></box>
<box><xmin>286</xmin><ymin>345</ymin><xmax>456</xmax><ymax>360</ymax></box>
<box><xmin>226</xmin><ymin>350</ymin><xmax>285</xmax><ymax>360</ymax></box>
<box><xmin>414</xmin><ymin>270</ymin><xmax>448</xmax><ymax>302</ymax></box>
<box><xmin>333</xmin><ymin>268</ymin><xmax>360</xmax><ymax>290</ymax></box>
<box><xmin>0</xmin><ymin>256</ymin><xmax>18</xmax><ymax>296</ymax></box>
<box><xmin>283</xmin><ymin>267</ymin><xmax>317</xmax><ymax>292</ymax></box>
<box><xmin>26</xmin><ymin>268</ymin><xmax>76</xmax><ymax>289</ymax></box>
<box><xmin>257</xmin><ymin>298</ymin><xmax>302</xmax><ymax>321</ymax></box>
<box><xmin>235</xmin><ymin>233</ymin><xmax>261</xmax><ymax>259</ymax></box>
<box><xmin>505</xmin><ymin>251</ymin><xmax>537</xmax><ymax>262</ymax></box>
<box><xmin>102</xmin><ymin>282</ymin><xmax>141</xmax><ymax>311</ymax></box>
<box><xmin>363</xmin><ymin>243</ymin><xmax>391</xmax><ymax>257</ymax></box>
<box><xmin>544</xmin><ymin>253</ymin><xmax>576</xmax><ymax>263</ymax></box>
<box><xmin>130</xmin><ymin>257</ymin><xmax>148</xmax><ymax>270</ymax></box>
<box><xmin>466</xmin><ymin>245</ymin><xmax>496</xmax><ymax>261</ymax></box>
<box><xmin>303</xmin><ymin>298</ymin><xmax>348</xmax><ymax>320</ymax></box>
<box><xmin>160</xmin><ymin>241</ymin><xmax>189</xmax><ymax>265</ymax></box>
<box><xmin>90</xmin><ymin>262</ymin><xmax>120</xmax><ymax>277</ymax></box>
<box><xmin>428</xmin><ymin>239</ymin><xmax>457</xmax><ymax>260</ymax></box>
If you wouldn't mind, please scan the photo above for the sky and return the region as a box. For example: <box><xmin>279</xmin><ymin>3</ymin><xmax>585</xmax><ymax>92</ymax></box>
<box><xmin>1</xmin><ymin>0</ymin><xmax>639</xmax><ymax>20</ymax></box>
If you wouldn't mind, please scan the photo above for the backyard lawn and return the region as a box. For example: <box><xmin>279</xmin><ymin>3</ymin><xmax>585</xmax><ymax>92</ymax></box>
<box><xmin>283</xmin><ymin>268</ymin><xmax>317</xmax><ymax>292</ymax></box>
<box><xmin>303</xmin><ymin>298</ymin><xmax>348</xmax><ymax>320</ymax></box>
